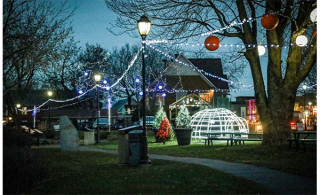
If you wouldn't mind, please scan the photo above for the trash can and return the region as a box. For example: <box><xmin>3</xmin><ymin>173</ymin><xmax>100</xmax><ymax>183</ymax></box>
<box><xmin>118</xmin><ymin>125</ymin><xmax>142</xmax><ymax>165</ymax></box>
<box><xmin>128</xmin><ymin>130</ymin><xmax>143</xmax><ymax>167</ymax></box>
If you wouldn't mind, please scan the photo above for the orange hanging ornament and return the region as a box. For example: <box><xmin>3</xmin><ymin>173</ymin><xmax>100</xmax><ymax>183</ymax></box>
<box><xmin>261</xmin><ymin>14</ymin><xmax>279</xmax><ymax>30</ymax></box>
<box><xmin>204</xmin><ymin>36</ymin><xmax>220</xmax><ymax>51</ymax></box>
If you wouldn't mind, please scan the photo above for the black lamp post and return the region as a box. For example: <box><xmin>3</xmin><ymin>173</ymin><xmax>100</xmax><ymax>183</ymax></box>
<box><xmin>303</xmin><ymin>84</ymin><xmax>307</xmax><ymax>130</ymax></box>
<box><xmin>48</xmin><ymin>91</ymin><xmax>53</xmax><ymax>135</ymax></box>
<box><xmin>16</xmin><ymin>104</ymin><xmax>21</xmax><ymax>131</ymax></box>
<box><xmin>95</xmin><ymin>74</ymin><xmax>101</xmax><ymax>143</ymax></box>
<box><xmin>137</xmin><ymin>14</ymin><xmax>151</xmax><ymax>164</ymax></box>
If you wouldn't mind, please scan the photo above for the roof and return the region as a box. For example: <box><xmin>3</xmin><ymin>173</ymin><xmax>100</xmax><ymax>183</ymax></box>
<box><xmin>162</xmin><ymin>75</ymin><xmax>212</xmax><ymax>90</ymax></box>
<box><xmin>112</xmin><ymin>99</ymin><xmax>128</xmax><ymax>111</ymax></box>
<box><xmin>156</xmin><ymin>55</ymin><xmax>229</xmax><ymax>91</ymax></box>
<box><xmin>188</xmin><ymin>58</ymin><xmax>229</xmax><ymax>89</ymax></box>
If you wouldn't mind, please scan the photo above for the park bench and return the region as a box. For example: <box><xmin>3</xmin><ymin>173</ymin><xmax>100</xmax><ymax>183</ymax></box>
<box><xmin>204</xmin><ymin>137</ymin><xmax>231</xmax><ymax>146</ymax></box>
<box><xmin>298</xmin><ymin>139</ymin><xmax>317</xmax><ymax>152</ymax></box>
<box><xmin>287</xmin><ymin>131</ymin><xmax>317</xmax><ymax>152</ymax></box>
<box><xmin>233</xmin><ymin>137</ymin><xmax>263</xmax><ymax>145</ymax></box>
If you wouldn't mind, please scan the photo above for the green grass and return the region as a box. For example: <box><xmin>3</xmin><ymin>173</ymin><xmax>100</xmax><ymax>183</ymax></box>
<box><xmin>26</xmin><ymin>148</ymin><xmax>273</xmax><ymax>194</ymax></box>
<box><xmin>91</xmin><ymin>130</ymin><xmax>317</xmax><ymax>179</ymax></box>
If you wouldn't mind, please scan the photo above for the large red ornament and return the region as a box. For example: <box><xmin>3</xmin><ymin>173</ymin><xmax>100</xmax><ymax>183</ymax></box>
<box><xmin>204</xmin><ymin>36</ymin><xmax>220</xmax><ymax>51</ymax></box>
<box><xmin>312</xmin><ymin>30</ymin><xmax>317</xmax><ymax>37</ymax></box>
<box><xmin>261</xmin><ymin>14</ymin><xmax>279</xmax><ymax>30</ymax></box>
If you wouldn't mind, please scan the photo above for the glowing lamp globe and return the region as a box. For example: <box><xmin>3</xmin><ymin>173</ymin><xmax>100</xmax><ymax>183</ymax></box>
<box><xmin>310</xmin><ymin>8</ymin><xmax>317</xmax><ymax>23</ymax></box>
<box><xmin>261</xmin><ymin>14</ymin><xmax>279</xmax><ymax>30</ymax></box>
<box><xmin>257</xmin><ymin>45</ymin><xmax>266</xmax><ymax>56</ymax></box>
<box><xmin>204</xmin><ymin>36</ymin><xmax>220</xmax><ymax>51</ymax></box>
<box><xmin>312</xmin><ymin>30</ymin><xmax>317</xmax><ymax>37</ymax></box>
<box><xmin>296</xmin><ymin>35</ymin><xmax>308</xmax><ymax>47</ymax></box>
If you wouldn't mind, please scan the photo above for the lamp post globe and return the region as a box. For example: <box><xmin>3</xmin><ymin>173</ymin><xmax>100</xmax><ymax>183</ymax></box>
<box><xmin>138</xmin><ymin>14</ymin><xmax>151</xmax><ymax>164</ymax></box>
<box><xmin>94</xmin><ymin>74</ymin><xmax>101</xmax><ymax>143</ymax></box>
<box><xmin>138</xmin><ymin>15</ymin><xmax>151</xmax><ymax>38</ymax></box>
<box><xmin>94</xmin><ymin>74</ymin><xmax>101</xmax><ymax>82</ymax></box>
<box><xmin>302</xmin><ymin>84</ymin><xmax>307</xmax><ymax>130</ymax></box>
<box><xmin>16</xmin><ymin>104</ymin><xmax>21</xmax><ymax>130</ymax></box>
<box><xmin>48</xmin><ymin>91</ymin><xmax>53</xmax><ymax>135</ymax></box>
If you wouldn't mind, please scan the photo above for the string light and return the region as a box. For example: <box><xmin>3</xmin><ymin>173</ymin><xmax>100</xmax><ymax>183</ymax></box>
<box><xmin>147</xmin><ymin>45</ymin><xmax>254</xmax><ymax>88</ymax></box>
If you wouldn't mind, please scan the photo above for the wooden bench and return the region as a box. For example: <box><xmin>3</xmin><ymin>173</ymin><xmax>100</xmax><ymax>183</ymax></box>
<box><xmin>204</xmin><ymin>137</ymin><xmax>231</xmax><ymax>146</ymax></box>
<box><xmin>287</xmin><ymin>138</ymin><xmax>316</xmax><ymax>152</ymax></box>
<box><xmin>233</xmin><ymin>138</ymin><xmax>263</xmax><ymax>145</ymax></box>
<box><xmin>299</xmin><ymin>139</ymin><xmax>317</xmax><ymax>152</ymax></box>
<box><xmin>286</xmin><ymin>138</ymin><xmax>296</xmax><ymax>151</ymax></box>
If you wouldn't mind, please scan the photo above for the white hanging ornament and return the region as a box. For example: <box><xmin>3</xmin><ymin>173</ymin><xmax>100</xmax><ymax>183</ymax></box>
<box><xmin>310</xmin><ymin>8</ymin><xmax>317</xmax><ymax>23</ymax></box>
<box><xmin>257</xmin><ymin>45</ymin><xmax>266</xmax><ymax>56</ymax></box>
<box><xmin>296</xmin><ymin>35</ymin><xmax>308</xmax><ymax>47</ymax></box>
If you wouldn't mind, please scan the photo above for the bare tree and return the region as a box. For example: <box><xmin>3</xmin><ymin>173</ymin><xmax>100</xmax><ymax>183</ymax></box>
<box><xmin>105</xmin><ymin>0</ymin><xmax>317</xmax><ymax>145</ymax></box>
<box><xmin>36</xmin><ymin>37</ymin><xmax>80</xmax><ymax>97</ymax></box>
<box><xmin>3</xmin><ymin>0</ymin><xmax>77</xmax><ymax>114</ymax></box>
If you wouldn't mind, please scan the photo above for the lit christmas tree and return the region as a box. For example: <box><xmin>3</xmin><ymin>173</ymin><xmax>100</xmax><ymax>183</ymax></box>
<box><xmin>176</xmin><ymin>104</ymin><xmax>191</xmax><ymax>128</ymax></box>
<box><xmin>153</xmin><ymin>104</ymin><xmax>166</xmax><ymax>129</ymax></box>
<box><xmin>156</xmin><ymin>117</ymin><xmax>174</xmax><ymax>142</ymax></box>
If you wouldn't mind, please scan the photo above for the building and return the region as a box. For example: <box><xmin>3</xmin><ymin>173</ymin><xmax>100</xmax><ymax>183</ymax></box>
<box><xmin>148</xmin><ymin>54</ymin><xmax>229</xmax><ymax>125</ymax></box>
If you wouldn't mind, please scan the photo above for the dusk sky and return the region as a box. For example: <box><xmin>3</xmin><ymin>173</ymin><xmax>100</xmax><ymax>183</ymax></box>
<box><xmin>58</xmin><ymin>0</ymin><xmax>257</xmax><ymax>99</ymax></box>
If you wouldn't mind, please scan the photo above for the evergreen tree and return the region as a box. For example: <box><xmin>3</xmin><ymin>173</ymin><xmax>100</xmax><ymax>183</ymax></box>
<box><xmin>153</xmin><ymin>105</ymin><xmax>166</xmax><ymax>129</ymax></box>
<box><xmin>176</xmin><ymin>104</ymin><xmax>191</xmax><ymax>128</ymax></box>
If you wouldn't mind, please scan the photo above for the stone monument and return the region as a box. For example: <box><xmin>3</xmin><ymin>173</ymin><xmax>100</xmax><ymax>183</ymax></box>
<box><xmin>59</xmin><ymin>116</ymin><xmax>79</xmax><ymax>151</ymax></box>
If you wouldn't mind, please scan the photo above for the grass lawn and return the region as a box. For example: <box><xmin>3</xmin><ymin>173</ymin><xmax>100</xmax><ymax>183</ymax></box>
<box><xmin>26</xmin><ymin>148</ymin><xmax>273</xmax><ymax>194</ymax></box>
<box><xmin>90</xmin><ymin>130</ymin><xmax>317</xmax><ymax>179</ymax></box>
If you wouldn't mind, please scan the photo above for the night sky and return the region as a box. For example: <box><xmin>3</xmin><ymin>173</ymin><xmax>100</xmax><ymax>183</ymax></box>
<box><xmin>54</xmin><ymin>0</ymin><xmax>258</xmax><ymax>99</ymax></box>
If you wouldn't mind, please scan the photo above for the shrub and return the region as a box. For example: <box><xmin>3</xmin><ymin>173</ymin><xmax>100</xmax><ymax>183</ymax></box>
<box><xmin>100</xmin><ymin>131</ymin><xmax>110</xmax><ymax>139</ymax></box>
<box><xmin>3</xmin><ymin>127</ymin><xmax>46</xmax><ymax>194</ymax></box>
<box><xmin>3</xmin><ymin>127</ymin><xmax>32</xmax><ymax>147</ymax></box>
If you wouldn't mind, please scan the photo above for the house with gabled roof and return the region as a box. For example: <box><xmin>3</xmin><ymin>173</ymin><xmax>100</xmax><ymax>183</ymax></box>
<box><xmin>148</xmin><ymin>54</ymin><xmax>229</xmax><ymax>125</ymax></box>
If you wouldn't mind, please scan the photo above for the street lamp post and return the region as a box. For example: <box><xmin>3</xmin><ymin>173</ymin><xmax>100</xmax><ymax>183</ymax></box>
<box><xmin>302</xmin><ymin>84</ymin><xmax>307</xmax><ymax>130</ymax></box>
<box><xmin>48</xmin><ymin>91</ymin><xmax>53</xmax><ymax>136</ymax></box>
<box><xmin>94</xmin><ymin>74</ymin><xmax>101</xmax><ymax>143</ymax></box>
<box><xmin>138</xmin><ymin>14</ymin><xmax>151</xmax><ymax>164</ymax></box>
<box><xmin>16</xmin><ymin>104</ymin><xmax>21</xmax><ymax>131</ymax></box>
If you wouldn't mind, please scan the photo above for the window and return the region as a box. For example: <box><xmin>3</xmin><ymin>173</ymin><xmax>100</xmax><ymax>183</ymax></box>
<box><xmin>294</xmin><ymin>102</ymin><xmax>299</xmax><ymax>111</ymax></box>
<box><xmin>199</xmin><ymin>93</ymin><xmax>210</xmax><ymax>102</ymax></box>
<box><xmin>22</xmin><ymin>107</ymin><xmax>27</xmax><ymax>115</ymax></box>
<box><xmin>155</xmin><ymin>93</ymin><xmax>165</xmax><ymax>105</ymax></box>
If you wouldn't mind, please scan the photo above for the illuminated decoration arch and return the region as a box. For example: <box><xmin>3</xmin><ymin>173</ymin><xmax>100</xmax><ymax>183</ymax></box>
<box><xmin>190</xmin><ymin>108</ymin><xmax>249</xmax><ymax>140</ymax></box>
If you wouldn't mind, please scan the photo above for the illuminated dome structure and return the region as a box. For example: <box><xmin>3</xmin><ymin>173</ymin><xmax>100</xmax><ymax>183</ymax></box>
<box><xmin>190</xmin><ymin>108</ymin><xmax>249</xmax><ymax>139</ymax></box>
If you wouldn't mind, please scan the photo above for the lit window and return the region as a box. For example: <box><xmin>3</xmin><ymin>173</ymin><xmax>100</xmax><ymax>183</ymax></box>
<box><xmin>294</xmin><ymin>102</ymin><xmax>299</xmax><ymax>111</ymax></box>
<box><xmin>199</xmin><ymin>93</ymin><xmax>210</xmax><ymax>102</ymax></box>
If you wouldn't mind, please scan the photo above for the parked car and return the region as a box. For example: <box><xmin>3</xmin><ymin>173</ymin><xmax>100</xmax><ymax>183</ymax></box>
<box><xmin>114</xmin><ymin>122</ymin><xmax>125</xmax><ymax>130</ymax></box>
<box><xmin>132</xmin><ymin>121</ymin><xmax>140</xmax><ymax>126</ymax></box>
<box><xmin>79</xmin><ymin>122</ymin><xmax>93</xmax><ymax>131</ymax></box>
<box><xmin>93</xmin><ymin>118</ymin><xmax>109</xmax><ymax>129</ymax></box>
<box><xmin>139</xmin><ymin>116</ymin><xmax>155</xmax><ymax>128</ymax></box>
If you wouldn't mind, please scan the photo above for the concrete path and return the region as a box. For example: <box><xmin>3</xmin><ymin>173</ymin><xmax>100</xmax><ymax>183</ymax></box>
<box><xmin>42</xmin><ymin>145</ymin><xmax>317</xmax><ymax>195</ymax></box>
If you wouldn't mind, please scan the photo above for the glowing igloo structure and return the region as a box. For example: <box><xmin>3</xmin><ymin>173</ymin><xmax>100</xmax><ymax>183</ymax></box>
<box><xmin>190</xmin><ymin>108</ymin><xmax>249</xmax><ymax>139</ymax></box>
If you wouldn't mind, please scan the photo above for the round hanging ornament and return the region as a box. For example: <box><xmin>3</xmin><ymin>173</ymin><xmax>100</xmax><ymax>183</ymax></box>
<box><xmin>296</xmin><ymin>35</ymin><xmax>308</xmax><ymax>47</ymax></box>
<box><xmin>204</xmin><ymin>35</ymin><xmax>220</xmax><ymax>51</ymax></box>
<box><xmin>261</xmin><ymin>14</ymin><xmax>279</xmax><ymax>30</ymax></box>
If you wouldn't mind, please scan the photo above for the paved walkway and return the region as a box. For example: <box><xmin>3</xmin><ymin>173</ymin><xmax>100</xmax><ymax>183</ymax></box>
<box><xmin>42</xmin><ymin>145</ymin><xmax>317</xmax><ymax>195</ymax></box>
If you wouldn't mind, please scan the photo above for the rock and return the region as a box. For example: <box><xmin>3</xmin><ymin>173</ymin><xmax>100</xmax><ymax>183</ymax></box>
<box><xmin>59</xmin><ymin>116</ymin><xmax>79</xmax><ymax>151</ymax></box>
